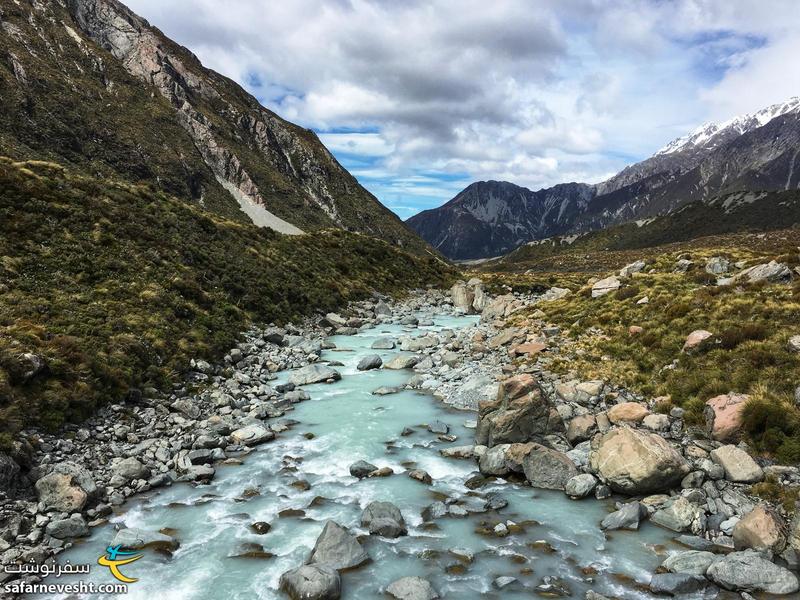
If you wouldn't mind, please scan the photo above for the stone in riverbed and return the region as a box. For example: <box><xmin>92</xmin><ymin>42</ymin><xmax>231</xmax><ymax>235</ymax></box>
<box><xmin>288</xmin><ymin>364</ymin><xmax>341</xmax><ymax>385</ymax></box>
<box><xmin>407</xmin><ymin>469</ymin><xmax>432</xmax><ymax>485</ymax></box>
<box><xmin>421</xmin><ymin>501</ymin><xmax>447</xmax><ymax>522</ymax></box>
<box><xmin>649</xmin><ymin>573</ymin><xmax>711</xmax><ymax>596</ymax></box>
<box><xmin>112</xmin><ymin>527</ymin><xmax>179</xmax><ymax>552</ymax></box>
<box><xmin>384</xmin><ymin>354</ymin><xmax>420</xmax><ymax>370</ymax></box>
<box><xmin>349</xmin><ymin>460</ymin><xmax>378</xmax><ymax>479</ymax></box>
<box><xmin>565</xmin><ymin>474</ymin><xmax>597</xmax><ymax>499</ymax></box>
<box><xmin>386</xmin><ymin>576</ymin><xmax>439</xmax><ymax>600</ymax></box>
<box><xmin>45</xmin><ymin>514</ymin><xmax>89</xmax><ymax>539</ymax></box>
<box><xmin>733</xmin><ymin>504</ymin><xmax>787</xmax><ymax>552</ymax></box>
<box><xmin>589</xmin><ymin>427</ymin><xmax>690</xmax><ymax>494</ymax></box>
<box><xmin>566</xmin><ymin>414</ymin><xmax>597</xmax><ymax>445</ymax></box>
<box><xmin>601</xmin><ymin>501</ymin><xmax>648</xmax><ymax>531</ymax></box>
<box><xmin>357</xmin><ymin>355</ymin><xmax>382</xmax><ymax>371</ymax></box>
<box><xmin>231</xmin><ymin>424</ymin><xmax>274</xmax><ymax>446</ymax></box>
<box><xmin>111</xmin><ymin>457</ymin><xmax>150</xmax><ymax>482</ymax></box>
<box><xmin>371</xmin><ymin>337</ymin><xmax>395</xmax><ymax>349</ymax></box>
<box><xmin>521</xmin><ymin>443</ymin><xmax>578</xmax><ymax>490</ymax></box>
<box><xmin>661</xmin><ymin>550</ymin><xmax>717</xmax><ymax>576</ymax></box>
<box><xmin>710</xmin><ymin>445</ymin><xmax>763</xmax><ymax>483</ymax></box>
<box><xmin>35</xmin><ymin>462</ymin><xmax>96</xmax><ymax>513</ymax></box>
<box><xmin>361</xmin><ymin>501</ymin><xmax>407</xmax><ymax>538</ymax></box>
<box><xmin>307</xmin><ymin>521</ymin><xmax>368</xmax><ymax>571</ymax></box>
<box><xmin>443</xmin><ymin>374</ymin><xmax>498</xmax><ymax>411</ymax></box>
<box><xmin>280</xmin><ymin>564</ymin><xmax>340</xmax><ymax>600</ymax></box>
<box><xmin>650</xmin><ymin>497</ymin><xmax>705</xmax><ymax>533</ymax></box>
<box><xmin>706</xmin><ymin>550</ymin><xmax>799</xmax><ymax>595</ymax></box>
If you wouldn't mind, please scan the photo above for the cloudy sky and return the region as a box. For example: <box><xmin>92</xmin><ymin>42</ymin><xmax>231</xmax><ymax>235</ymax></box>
<box><xmin>127</xmin><ymin>0</ymin><xmax>800</xmax><ymax>219</ymax></box>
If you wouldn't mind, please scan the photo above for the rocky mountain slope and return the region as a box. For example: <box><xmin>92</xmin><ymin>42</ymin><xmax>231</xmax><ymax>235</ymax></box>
<box><xmin>0</xmin><ymin>0</ymin><xmax>429</xmax><ymax>252</ymax></box>
<box><xmin>408</xmin><ymin>98</ymin><xmax>800</xmax><ymax>259</ymax></box>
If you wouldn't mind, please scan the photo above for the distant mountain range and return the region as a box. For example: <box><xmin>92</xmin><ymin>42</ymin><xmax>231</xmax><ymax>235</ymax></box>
<box><xmin>0</xmin><ymin>0</ymin><xmax>429</xmax><ymax>253</ymax></box>
<box><xmin>407</xmin><ymin>97</ymin><xmax>800</xmax><ymax>259</ymax></box>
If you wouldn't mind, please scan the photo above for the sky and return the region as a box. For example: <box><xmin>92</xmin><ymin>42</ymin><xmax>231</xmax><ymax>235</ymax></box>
<box><xmin>126</xmin><ymin>0</ymin><xmax>800</xmax><ymax>219</ymax></box>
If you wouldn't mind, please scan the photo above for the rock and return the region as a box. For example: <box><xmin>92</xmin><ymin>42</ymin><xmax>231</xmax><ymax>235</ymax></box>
<box><xmin>280</xmin><ymin>564</ymin><xmax>340</xmax><ymax>600</ymax></box>
<box><xmin>661</xmin><ymin>550</ymin><xmax>717</xmax><ymax>576</ymax></box>
<box><xmin>371</xmin><ymin>337</ymin><xmax>395</xmax><ymax>350</ymax></box>
<box><xmin>539</xmin><ymin>287</ymin><xmax>570</xmax><ymax>302</ymax></box>
<box><xmin>620</xmin><ymin>260</ymin><xmax>646</xmax><ymax>277</ymax></box>
<box><xmin>385</xmin><ymin>576</ymin><xmax>439</xmax><ymax>600</ymax></box>
<box><xmin>649</xmin><ymin>573</ymin><xmax>711</xmax><ymax>596</ymax></box>
<box><xmin>601</xmin><ymin>501</ymin><xmax>647</xmax><ymax>530</ymax></box>
<box><xmin>705</xmin><ymin>256</ymin><xmax>731</xmax><ymax>274</ymax></box>
<box><xmin>112</xmin><ymin>457</ymin><xmax>150</xmax><ymax>482</ymax></box>
<box><xmin>704</xmin><ymin>392</ymin><xmax>748</xmax><ymax>441</ymax></box>
<box><xmin>375</xmin><ymin>301</ymin><xmax>392</xmax><ymax>316</ymax></box>
<box><xmin>565</xmin><ymin>474</ymin><xmax>597</xmax><ymax>499</ymax></box>
<box><xmin>361</xmin><ymin>501</ymin><xmax>407</xmax><ymax>538</ymax></box>
<box><xmin>427</xmin><ymin>420</ymin><xmax>449</xmax><ymax>435</ymax></box>
<box><xmin>408</xmin><ymin>469</ymin><xmax>432</xmax><ymax>485</ymax></box>
<box><xmin>710</xmin><ymin>445</ymin><xmax>763</xmax><ymax>483</ymax></box>
<box><xmin>34</xmin><ymin>463</ymin><xmax>96</xmax><ymax>513</ymax></box>
<box><xmin>112</xmin><ymin>527</ymin><xmax>179</xmax><ymax>551</ymax></box>
<box><xmin>706</xmin><ymin>550</ymin><xmax>799</xmax><ymax>595</ymax></box>
<box><xmin>591</xmin><ymin>275</ymin><xmax>621</xmax><ymax>298</ymax></box>
<box><xmin>788</xmin><ymin>335</ymin><xmax>800</xmax><ymax>353</ymax></box>
<box><xmin>642</xmin><ymin>413</ymin><xmax>670</xmax><ymax>431</ymax></box>
<box><xmin>510</xmin><ymin>342</ymin><xmax>547</xmax><ymax>356</ymax></box>
<box><xmin>589</xmin><ymin>428</ymin><xmax>690</xmax><ymax>494</ymax></box>
<box><xmin>493</xmin><ymin>576</ymin><xmax>517</xmax><ymax>589</ymax></box>
<box><xmin>476</xmin><ymin>374</ymin><xmax>562</xmax><ymax>446</ymax></box>
<box><xmin>733</xmin><ymin>504</ymin><xmax>787</xmax><ymax>553</ymax></box>
<box><xmin>231</xmin><ymin>424</ymin><xmax>274</xmax><ymax>446</ymax></box>
<box><xmin>356</xmin><ymin>355</ymin><xmax>382</xmax><ymax>371</ymax></box>
<box><xmin>399</xmin><ymin>315</ymin><xmax>419</xmax><ymax>326</ymax></box>
<box><xmin>307</xmin><ymin>521</ymin><xmax>368</xmax><ymax>571</ymax></box>
<box><xmin>444</xmin><ymin>375</ymin><xmax>498</xmax><ymax>411</ymax></box>
<box><xmin>289</xmin><ymin>364</ymin><xmax>341</xmax><ymax>385</ymax></box>
<box><xmin>651</xmin><ymin>497</ymin><xmax>704</xmax><ymax>533</ymax></box>
<box><xmin>450</xmin><ymin>282</ymin><xmax>476</xmax><ymax>313</ymax></box>
<box><xmin>736</xmin><ymin>261</ymin><xmax>792</xmax><ymax>284</ymax></box>
<box><xmin>384</xmin><ymin>354</ymin><xmax>420</xmax><ymax>370</ymax></box>
<box><xmin>45</xmin><ymin>514</ymin><xmax>89</xmax><ymax>539</ymax></box>
<box><xmin>683</xmin><ymin>330</ymin><xmax>714</xmax><ymax>352</ymax></box>
<box><xmin>607</xmin><ymin>402</ymin><xmax>649</xmax><ymax>424</ymax></box>
<box><xmin>251</xmin><ymin>522</ymin><xmax>271</xmax><ymax>534</ymax></box>
<box><xmin>349</xmin><ymin>460</ymin><xmax>378</xmax><ymax>479</ymax></box>
<box><xmin>566</xmin><ymin>414</ymin><xmax>597</xmax><ymax>444</ymax></box>
<box><xmin>521</xmin><ymin>443</ymin><xmax>578</xmax><ymax>490</ymax></box>
<box><xmin>440</xmin><ymin>446</ymin><xmax>476</xmax><ymax>459</ymax></box>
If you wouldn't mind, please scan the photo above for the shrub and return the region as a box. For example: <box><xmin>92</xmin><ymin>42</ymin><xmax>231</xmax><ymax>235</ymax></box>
<box><xmin>718</xmin><ymin>323</ymin><xmax>769</xmax><ymax>350</ymax></box>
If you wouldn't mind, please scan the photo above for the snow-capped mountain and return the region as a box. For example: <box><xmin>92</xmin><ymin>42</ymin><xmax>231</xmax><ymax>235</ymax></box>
<box><xmin>407</xmin><ymin>97</ymin><xmax>800</xmax><ymax>259</ymax></box>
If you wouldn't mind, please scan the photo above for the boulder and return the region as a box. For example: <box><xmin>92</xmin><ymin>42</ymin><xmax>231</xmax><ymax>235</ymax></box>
<box><xmin>0</xmin><ymin>453</ymin><xmax>20</xmax><ymax>493</ymax></box>
<box><xmin>349</xmin><ymin>460</ymin><xmax>378</xmax><ymax>479</ymax></box>
<box><xmin>231</xmin><ymin>424</ymin><xmax>274</xmax><ymax>446</ymax></box>
<box><xmin>650</xmin><ymin>497</ymin><xmax>704</xmax><ymax>533</ymax></box>
<box><xmin>360</xmin><ymin>501</ymin><xmax>407</xmax><ymax>538</ymax></box>
<box><xmin>408</xmin><ymin>469</ymin><xmax>432</xmax><ymax>485</ymax></box>
<box><xmin>357</xmin><ymin>355</ymin><xmax>382</xmax><ymax>371</ymax></box>
<box><xmin>539</xmin><ymin>287</ymin><xmax>570</xmax><ymax>302</ymax></box>
<box><xmin>442</xmin><ymin>374</ymin><xmax>498</xmax><ymax>411</ymax></box>
<box><xmin>620</xmin><ymin>260</ymin><xmax>646</xmax><ymax>277</ymax></box>
<box><xmin>601</xmin><ymin>501</ymin><xmax>647</xmax><ymax>530</ymax></box>
<box><xmin>112</xmin><ymin>457</ymin><xmax>150</xmax><ymax>482</ymax></box>
<box><xmin>45</xmin><ymin>514</ymin><xmax>89</xmax><ymax>539</ymax></box>
<box><xmin>733</xmin><ymin>504</ymin><xmax>787</xmax><ymax>553</ymax></box>
<box><xmin>706</xmin><ymin>550</ymin><xmax>799</xmax><ymax>595</ymax></box>
<box><xmin>661</xmin><ymin>550</ymin><xmax>717</xmax><ymax>576</ymax></box>
<box><xmin>510</xmin><ymin>342</ymin><xmax>547</xmax><ymax>356</ymax></box>
<box><xmin>591</xmin><ymin>276</ymin><xmax>621</xmax><ymax>298</ymax></box>
<box><xmin>705</xmin><ymin>256</ymin><xmax>731</xmax><ymax>274</ymax></box>
<box><xmin>384</xmin><ymin>354</ymin><xmax>420</xmax><ymax>370</ymax></box>
<box><xmin>450</xmin><ymin>282</ymin><xmax>475</xmax><ymax>313</ymax></box>
<box><xmin>476</xmin><ymin>374</ymin><xmax>562</xmax><ymax>446</ymax></box>
<box><xmin>710</xmin><ymin>445</ymin><xmax>763</xmax><ymax>483</ymax></box>
<box><xmin>386</xmin><ymin>576</ymin><xmax>439</xmax><ymax>600</ymax></box>
<box><xmin>704</xmin><ymin>392</ymin><xmax>748</xmax><ymax>441</ymax></box>
<box><xmin>607</xmin><ymin>402</ymin><xmax>649</xmax><ymax>424</ymax></box>
<box><xmin>642</xmin><ymin>413</ymin><xmax>670</xmax><ymax>431</ymax></box>
<box><xmin>788</xmin><ymin>335</ymin><xmax>800</xmax><ymax>353</ymax></box>
<box><xmin>565</xmin><ymin>473</ymin><xmax>597</xmax><ymax>499</ymax></box>
<box><xmin>34</xmin><ymin>462</ymin><xmax>96</xmax><ymax>513</ymax></box>
<box><xmin>566</xmin><ymin>414</ymin><xmax>597</xmax><ymax>445</ymax></box>
<box><xmin>736</xmin><ymin>261</ymin><xmax>792</xmax><ymax>284</ymax></box>
<box><xmin>280</xmin><ymin>564</ymin><xmax>341</xmax><ymax>600</ymax></box>
<box><xmin>112</xmin><ymin>527</ymin><xmax>179</xmax><ymax>551</ymax></box>
<box><xmin>649</xmin><ymin>573</ymin><xmax>712</xmax><ymax>596</ymax></box>
<box><xmin>371</xmin><ymin>337</ymin><xmax>395</xmax><ymax>350</ymax></box>
<box><xmin>307</xmin><ymin>521</ymin><xmax>368</xmax><ymax>571</ymax></box>
<box><xmin>589</xmin><ymin>428</ymin><xmax>689</xmax><ymax>494</ymax></box>
<box><xmin>288</xmin><ymin>364</ymin><xmax>341</xmax><ymax>385</ymax></box>
<box><xmin>682</xmin><ymin>330</ymin><xmax>714</xmax><ymax>352</ymax></box>
<box><xmin>521</xmin><ymin>443</ymin><xmax>578</xmax><ymax>490</ymax></box>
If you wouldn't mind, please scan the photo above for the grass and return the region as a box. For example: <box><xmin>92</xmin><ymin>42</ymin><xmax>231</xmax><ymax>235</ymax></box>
<box><xmin>0</xmin><ymin>158</ymin><xmax>456</xmax><ymax>439</ymax></box>
<box><xmin>486</xmin><ymin>240</ymin><xmax>800</xmax><ymax>461</ymax></box>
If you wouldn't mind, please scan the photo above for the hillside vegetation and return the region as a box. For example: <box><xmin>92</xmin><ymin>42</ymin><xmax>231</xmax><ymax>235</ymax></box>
<box><xmin>0</xmin><ymin>158</ymin><xmax>455</xmax><ymax>440</ymax></box>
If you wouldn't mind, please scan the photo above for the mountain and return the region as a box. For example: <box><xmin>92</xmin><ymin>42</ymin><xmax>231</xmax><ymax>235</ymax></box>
<box><xmin>408</xmin><ymin>97</ymin><xmax>800</xmax><ymax>259</ymax></box>
<box><xmin>407</xmin><ymin>181</ymin><xmax>593</xmax><ymax>260</ymax></box>
<box><xmin>0</xmin><ymin>0</ymin><xmax>428</xmax><ymax>252</ymax></box>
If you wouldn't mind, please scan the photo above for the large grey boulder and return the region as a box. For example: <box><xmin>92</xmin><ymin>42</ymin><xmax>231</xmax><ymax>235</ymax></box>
<box><xmin>112</xmin><ymin>457</ymin><xmax>150</xmax><ymax>482</ymax></box>
<box><xmin>46</xmin><ymin>514</ymin><xmax>89</xmax><ymax>539</ymax></box>
<box><xmin>735</xmin><ymin>261</ymin><xmax>792</xmax><ymax>284</ymax></box>
<box><xmin>661</xmin><ymin>550</ymin><xmax>717</xmax><ymax>576</ymax></box>
<box><xmin>360</xmin><ymin>501</ymin><xmax>407</xmax><ymax>538</ymax></box>
<box><xmin>565</xmin><ymin>474</ymin><xmax>597</xmax><ymax>499</ymax></box>
<box><xmin>384</xmin><ymin>354</ymin><xmax>420</xmax><ymax>370</ymax></box>
<box><xmin>705</xmin><ymin>256</ymin><xmax>731</xmax><ymax>274</ymax></box>
<box><xmin>35</xmin><ymin>462</ymin><xmax>96</xmax><ymax>512</ymax></box>
<box><xmin>591</xmin><ymin>275</ymin><xmax>621</xmax><ymax>298</ymax></box>
<box><xmin>649</xmin><ymin>573</ymin><xmax>711</xmax><ymax>596</ymax></box>
<box><xmin>450</xmin><ymin>282</ymin><xmax>475</xmax><ymax>313</ymax></box>
<box><xmin>307</xmin><ymin>521</ymin><xmax>368</xmax><ymax>571</ymax></box>
<box><xmin>601</xmin><ymin>501</ymin><xmax>648</xmax><ymax>531</ymax></box>
<box><xmin>706</xmin><ymin>550</ymin><xmax>799</xmax><ymax>595</ymax></box>
<box><xmin>349</xmin><ymin>460</ymin><xmax>378</xmax><ymax>479</ymax></box>
<box><xmin>710</xmin><ymin>445</ymin><xmax>763</xmax><ymax>483</ymax></box>
<box><xmin>650</xmin><ymin>497</ymin><xmax>705</xmax><ymax>533</ymax></box>
<box><xmin>521</xmin><ymin>443</ymin><xmax>578</xmax><ymax>490</ymax></box>
<box><xmin>357</xmin><ymin>355</ymin><xmax>382</xmax><ymax>371</ymax></box>
<box><xmin>288</xmin><ymin>364</ymin><xmax>341</xmax><ymax>386</ymax></box>
<box><xmin>589</xmin><ymin>427</ymin><xmax>689</xmax><ymax>494</ymax></box>
<box><xmin>280</xmin><ymin>564</ymin><xmax>341</xmax><ymax>600</ymax></box>
<box><xmin>386</xmin><ymin>576</ymin><xmax>439</xmax><ymax>600</ymax></box>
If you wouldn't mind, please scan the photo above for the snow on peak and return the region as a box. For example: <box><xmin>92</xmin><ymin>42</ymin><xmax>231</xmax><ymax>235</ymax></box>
<box><xmin>655</xmin><ymin>96</ymin><xmax>800</xmax><ymax>156</ymax></box>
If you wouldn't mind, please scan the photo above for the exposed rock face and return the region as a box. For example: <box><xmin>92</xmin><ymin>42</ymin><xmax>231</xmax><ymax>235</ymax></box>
<box><xmin>710</xmin><ymin>445</ymin><xmax>764</xmax><ymax>483</ymax></box>
<box><xmin>521</xmin><ymin>444</ymin><xmax>578</xmax><ymax>490</ymax></box>
<box><xmin>307</xmin><ymin>521</ymin><xmax>368</xmax><ymax>571</ymax></box>
<box><xmin>706</xmin><ymin>550</ymin><xmax>799</xmax><ymax>595</ymax></box>
<box><xmin>476</xmin><ymin>375</ymin><xmax>562</xmax><ymax>446</ymax></box>
<box><xmin>733</xmin><ymin>505</ymin><xmax>787</xmax><ymax>552</ymax></box>
<box><xmin>704</xmin><ymin>393</ymin><xmax>748</xmax><ymax>441</ymax></box>
<box><xmin>280</xmin><ymin>564</ymin><xmax>341</xmax><ymax>600</ymax></box>
<box><xmin>589</xmin><ymin>428</ymin><xmax>690</xmax><ymax>494</ymax></box>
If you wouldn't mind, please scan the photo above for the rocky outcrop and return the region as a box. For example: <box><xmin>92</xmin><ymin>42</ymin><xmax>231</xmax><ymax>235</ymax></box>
<box><xmin>589</xmin><ymin>428</ymin><xmax>690</xmax><ymax>494</ymax></box>
<box><xmin>476</xmin><ymin>374</ymin><xmax>562</xmax><ymax>446</ymax></box>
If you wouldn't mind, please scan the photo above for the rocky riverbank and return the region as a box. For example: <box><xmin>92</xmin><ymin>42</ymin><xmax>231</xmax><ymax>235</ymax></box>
<box><xmin>1</xmin><ymin>275</ymin><xmax>799</xmax><ymax>599</ymax></box>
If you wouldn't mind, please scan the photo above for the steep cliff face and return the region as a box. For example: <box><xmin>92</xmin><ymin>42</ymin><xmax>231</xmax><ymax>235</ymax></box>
<box><xmin>0</xmin><ymin>0</ymin><xmax>428</xmax><ymax>251</ymax></box>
